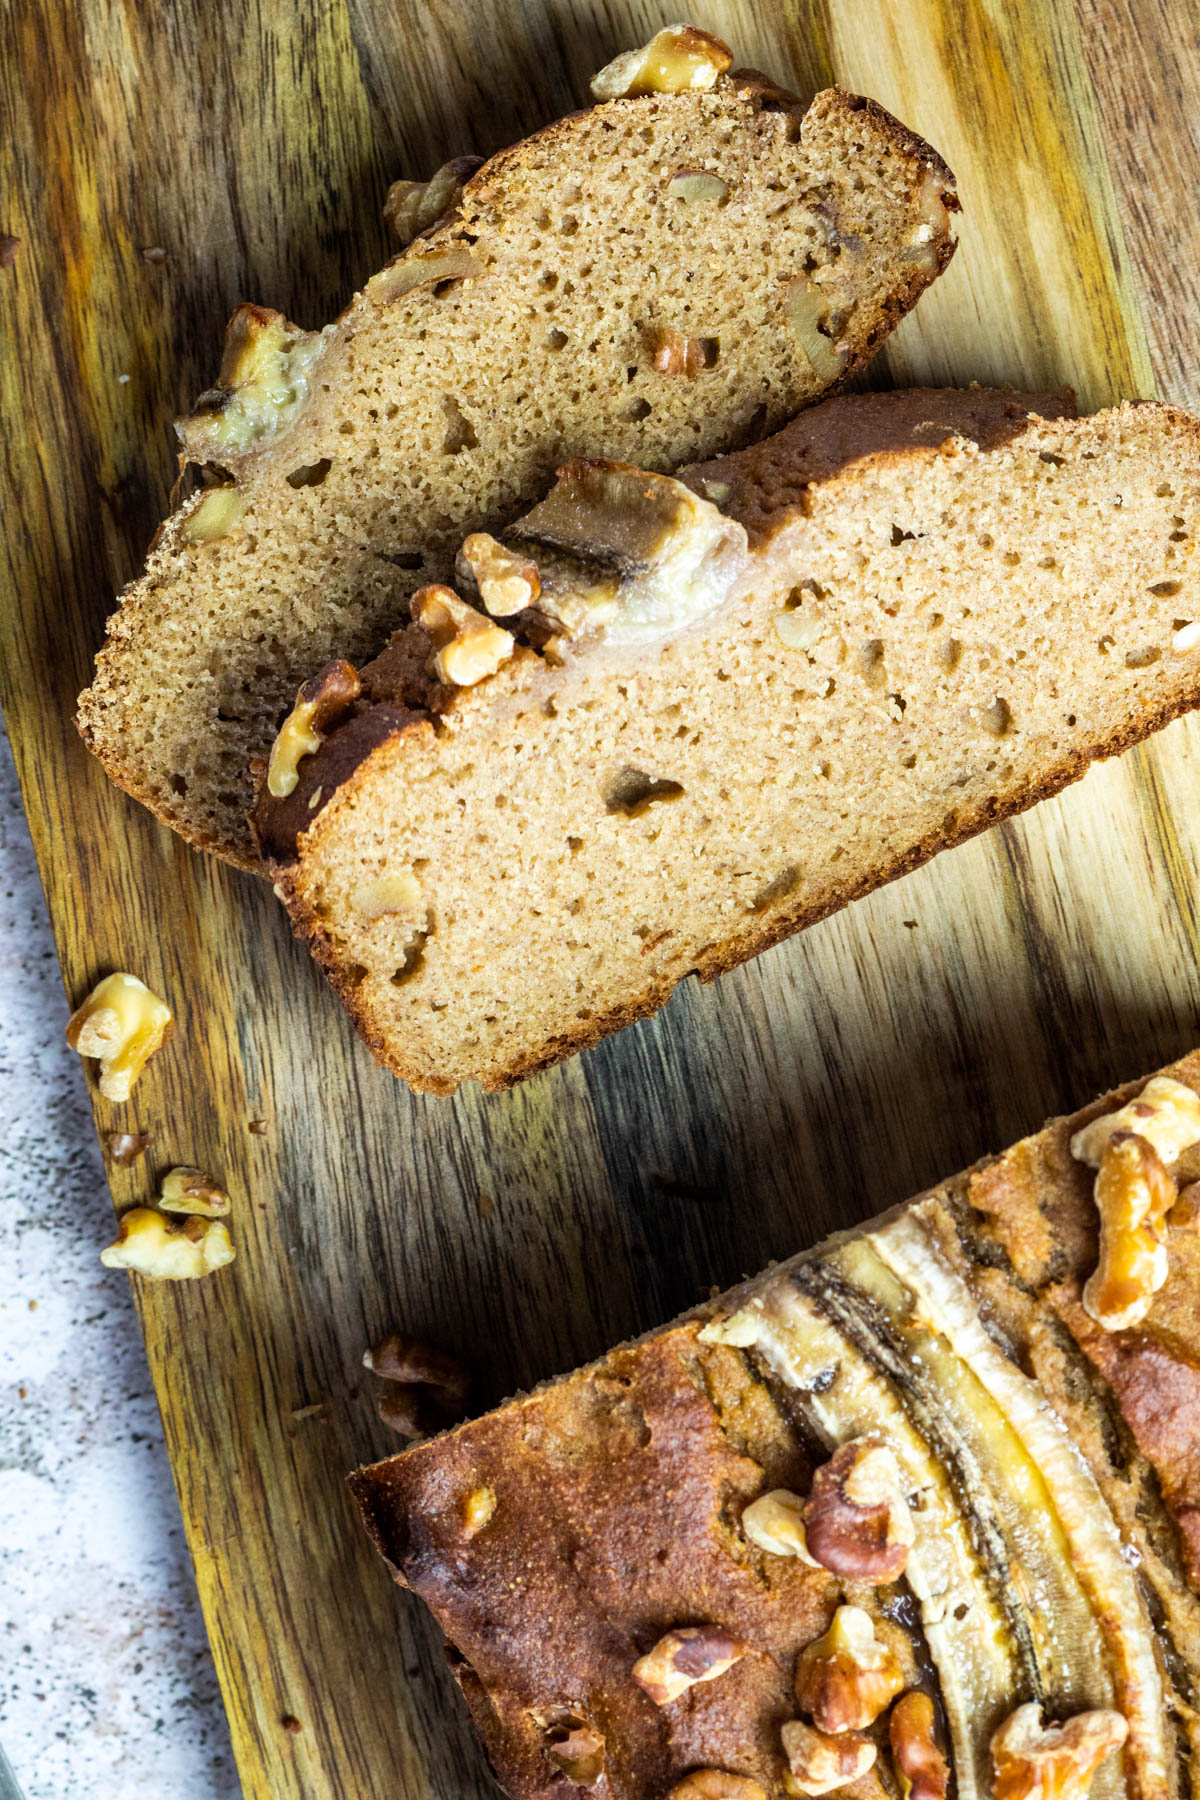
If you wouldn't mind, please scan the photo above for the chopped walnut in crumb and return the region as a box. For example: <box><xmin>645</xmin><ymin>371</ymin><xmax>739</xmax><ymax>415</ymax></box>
<box><xmin>411</xmin><ymin>584</ymin><xmax>515</xmax><ymax>687</ymax></box>
<box><xmin>384</xmin><ymin>155</ymin><xmax>484</xmax><ymax>246</ymax></box>
<box><xmin>461</xmin><ymin>1485</ymin><xmax>496</xmax><ymax>1536</ymax></box>
<box><xmin>990</xmin><ymin>1704</ymin><xmax>1128</xmax><ymax>1800</ymax></box>
<box><xmin>590</xmin><ymin>25</ymin><xmax>732</xmax><ymax>100</ymax></box>
<box><xmin>632</xmin><ymin>1625</ymin><xmax>747</xmax><ymax>1706</ymax></box>
<box><xmin>457</xmin><ymin>533</ymin><xmax>541</xmax><ymax>617</ymax></box>
<box><xmin>794</xmin><ymin>1605</ymin><xmax>904</xmax><ymax>1733</ymax></box>
<box><xmin>266</xmin><ymin>659</ymin><xmax>361</xmax><ymax>798</ymax></box>
<box><xmin>66</xmin><ymin>973</ymin><xmax>173</xmax><ymax>1103</ymax></box>
<box><xmin>649</xmin><ymin>325</ymin><xmax>716</xmax><ymax>377</ymax></box>
<box><xmin>365</xmin><ymin>1330</ymin><xmax>470</xmax><ymax>1438</ymax></box>
<box><xmin>531</xmin><ymin>1709</ymin><xmax>606</xmax><ymax>1787</ymax></box>
<box><xmin>781</xmin><ymin>1720</ymin><xmax>876</xmax><ymax>1796</ymax></box>
<box><xmin>100</xmin><ymin>1208</ymin><xmax>235</xmax><ymax>1280</ymax></box>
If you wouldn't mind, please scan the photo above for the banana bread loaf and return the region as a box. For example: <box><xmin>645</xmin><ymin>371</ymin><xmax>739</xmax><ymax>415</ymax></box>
<box><xmin>77</xmin><ymin>23</ymin><xmax>958</xmax><ymax>870</ymax></box>
<box><xmin>352</xmin><ymin>1052</ymin><xmax>1200</xmax><ymax>1800</ymax></box>
<box><xmin>253</xmin><ymin>387</ymin><xmax>1200</xmax><ymax>1094</ymax></box>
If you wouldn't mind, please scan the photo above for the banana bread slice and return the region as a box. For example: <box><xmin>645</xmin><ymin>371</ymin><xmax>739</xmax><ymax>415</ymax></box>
<box><xmin>351</xmin><ymin>1052</ymin><xmax>1200</xmax><ymax>1800</ymax></box>
<box><xmin>76</xmin><ymin>24</ymin><xmax>958</xmax><ymax>871</ymax></box>
<box><xmin>253</xmin><ymin>388</ymin><xmax>1200</xmax><ymax>1095</ymax></box>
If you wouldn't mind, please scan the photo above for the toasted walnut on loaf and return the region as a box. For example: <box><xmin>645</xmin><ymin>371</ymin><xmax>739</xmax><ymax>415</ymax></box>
<box><xmin>351</xmin><ymin>1052</ymin><xmax>1200</xmax><ymax>1800</ymax></box>
<box><xmin>77</xmin><ymin>26</ymin><xmax>959</xmax><ymax>871</ymax></box>
<box><xmin>253</xmin><ymin>388</ymin><xmax>1200</xmax><ymax>1095</ymax></box>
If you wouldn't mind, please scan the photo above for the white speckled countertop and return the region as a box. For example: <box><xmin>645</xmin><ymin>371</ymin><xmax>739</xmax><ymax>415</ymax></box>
<box><xmin>0</xmin><ymin>718</ymin><xmax>239</xmax><ymax>1800</ymax></box>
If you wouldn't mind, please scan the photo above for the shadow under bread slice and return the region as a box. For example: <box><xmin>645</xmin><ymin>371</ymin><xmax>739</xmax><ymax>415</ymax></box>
<box><xmin>253</xmin><ymin>386</ymin><xmax>1200</xmax><ymax>1095</ymax></box>
<box><xmin>77</xmin><ymin>19</ymin><xmax>960</xmax><ymax>872</ymax></box>
<box><xmin>350</xmin><ymin>1052</ymin><xmax>1200</xmax><ymax>1800</ymax></box>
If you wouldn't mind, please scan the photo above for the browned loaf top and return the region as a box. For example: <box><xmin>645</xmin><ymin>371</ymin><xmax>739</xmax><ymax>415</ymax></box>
<box><xmin>253</xmin><ymin>387</ymin><xmax>1200</xmax><ymax>1095</ymax></box>
<box><xmin>75</xmin><ymin>24</ymin><xmax>958</xmax><ymax>872</ymax></box>
<box><xmin>351</xmin><ymin>1051</ymin><xmax>1200</xmax><ymax>1800</ymax></box>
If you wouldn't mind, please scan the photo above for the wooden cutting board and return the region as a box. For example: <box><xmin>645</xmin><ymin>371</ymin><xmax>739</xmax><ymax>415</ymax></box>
<box><xmin>3</xmin><ymin>1</ymin><xmax>1200</xmax><ymax>1794</ymax></box>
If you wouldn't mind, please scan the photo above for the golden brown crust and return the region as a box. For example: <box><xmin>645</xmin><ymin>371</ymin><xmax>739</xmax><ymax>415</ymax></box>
<box><xmin>351</xmin><ymin>1326</ymin><xmax>838</xmax><ymax>1799</ymax></box>
<box><xmin>351</xmin><ymin>1057</ymin><xmax>1200</xmax><ymax>1799</ymax></box>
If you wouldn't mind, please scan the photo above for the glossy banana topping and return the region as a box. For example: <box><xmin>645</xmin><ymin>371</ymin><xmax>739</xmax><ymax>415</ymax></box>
<box><xmin>704</xmin><ymin>1197</ymin><xmax>1173</xmax><ymax>1800</ymax></box>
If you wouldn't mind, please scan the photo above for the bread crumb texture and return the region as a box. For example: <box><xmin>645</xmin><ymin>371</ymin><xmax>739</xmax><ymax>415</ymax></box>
<box><xmin>76</xmin><ymin>77</ymin><xmax>957</xmax><ymax>868</ymax></box>
<box><xmin>267</xmin><ymin>391</ymin><xmax>1200</xmax><ymax>1094</ymax></box>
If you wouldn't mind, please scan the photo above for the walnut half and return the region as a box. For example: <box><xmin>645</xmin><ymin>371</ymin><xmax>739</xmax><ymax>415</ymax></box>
<box><xmin>890</xmin><ymin>1691</ymin><xmax>949</xmax><ymax>1800</ymax></box>
<box><xmin>990</xmin><ymin>1704</ymin><xmax>1128</xmax><ymax>1800</ymax></box>
<box><xmin>1082</xmin><ymin>1131</ymin><xmax>1176</xmax><ymax>1331</ymax></box>
<box><xmin>411</xmin><ymin>584</ymin><xmax>515</xmax><ymax>688</ymax></box>
<box><xmin>1070</xmin><ymin>1074</ymin><xmax>1200</xmax><ymax>1168</ymax></box>
<box><xmin>100</xmin><ymin>1208</ymin><xmax>235</xmax><ymax>1280</ymax></box>
<box><xmin>384</xmin><ymin>154</ymin><xmax>484</xmax><ymax>247</ymax></box>
<box><xmin>66</xmin><ymin>973</ymin><xmax>173</xmax><ymax>1103</ymax></box>
<box><xmin>780</xmin><ymin>1721</ymin><xmax>876</xmax><ymax>1797</ymax></box>
<box><xmin>364</xmin><ymin>1330</ymin><xmax>470</xmax><ymax>1438</ymax></box>
<box><xmin>590</xmin><ymin>25</ymin><xmax>733</xmax><ymax>100</ymax></box>
<box><xmin>632</xmin><ymin>1625</ymin><xmax>748</xmax><ymax>1706</ymax></box>
<box><xmin>159</xmin><ymin>1166</ymin><xmax>231</xmax><ymax>1219</ymax></box>
<box><xmin>794</xmin><ymin>1605</ymin><xmax>904</xmax><ymax>1733</ymax></box>
<box><xmin>802</xmin><ymin>1439</ymin><xmax>915</xmax><ymax>1581</ymax></box>
<box><xmin>667</xmin><ymin>1775</ymin><xmax>767</xmax><ymax>1800</ymax></box>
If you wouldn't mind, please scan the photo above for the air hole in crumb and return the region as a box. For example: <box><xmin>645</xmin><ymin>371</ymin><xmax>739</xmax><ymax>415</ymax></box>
<box><xmin>1156</xmin><ymin>482</ymin><xmax>1176</xmax><ymax>498</ymax></box>
<box><xmin>547</xmin><ymin>328</ymin><xmax>568</xmax><ymax>351</ymax></box>
<box><xmin>751</xmin><ymin>864</ymin><xmax>801</xmax><ymax>911</ymax></box>
<box><xmin>978</xmin><ymin>533</ymin><xmax>994</xmax><ymax>549</ymax></box>
<box><xmin>604</xmin><ymin>766</ymin><xmax>685</xmax><ymax>816</ymax></box>
<box><xmin>346</xmin><ymin>963</ymin><xmax>369</xmax><ymax>985</ymax></box>
<box><xmin>623</xmin><ymin>397</ymin><xmax>652</xmax><ymax>422</ymax></box>
<box><xmin>857</xmin><ymin>639</ymin><xmax>887</xmax><ymax>689</ymax></box>
<box><xmin>1039</xmin><ymin>450</ymin><xmax>1065</xmax><ymax>467</ymax></box>
<box><xmin>390</xmin><ymin>932</ymin><xmax>429</xmax><ymax>986</ymax></box>
<box><xmin>1098</xmin><ymin>634</ymin><xmax>1115</xmax><ymax>655</ymax></box>
<box><xmin>900</xmin><ymin>752</ymin><xmax>917</xmax><ymax>769</ymax></box>
<box><xmin>286</xmin><ymin>458</ymin><xmax>332</xmax><ymax>488</ymax></box>
<box><xmin>974</xmin><ymin>696</ymin><xmax>1012</xmax><ymax>736</ymax></box>
<box><xmin>1002</xmin><ymin>551</ymin><xmax>1020</xmax><ymax>567</ymax></box>
<box><xmin>1149</xmin><ymin>578</ymin><xmax>1182</xmax><ymax>597</ymax></box>
<box><xmin>441</xmin><ymin>395</ymin><xmax>478</xmax><ymax>454</ymax></box>
<box><xmin>890</xmin><ymin>524</ymin><xmax>920</xmax><ymax>546</ymax></box>
<box><xmin>338</xmin><ymin>419</ymin><xmax>355</xmax><ymax>434</ymax></box>
<box><xmin>567</xmin><ymin>836</ymin><xmax>583</xmax><ymax>854</ymax></box>
<box><xmin>1125</xmin><ymin>644</ymin><xmax>1161</xmax><ymax>669</ymax></box>
<box><xmin>1170</xmin><ymin>529</ymin><xmax>1188</xmax><ymax>543</ymax></box>
<box><xmin>1066</xmin><ymin>714</ymin><xmax>1077</xmax><ymax>726</ymax></box>
<box><xmin>379</xmin><ymin>549</ymin><xmax>423</xmax><ymax>570</ymax></box>
<box><xmin>939</xmin><ymin>637</ymin><xmax>963</xmax><ymax>671</ymax></box>
<box><xmin>169</xmin><ymin>774</ymin><xmax>188</xmax><ymax>796</ymax></box>
<box><xmin>696</xmin><ymin>337</ymin><xmax>720</xmax><ymax>369</ymax></box>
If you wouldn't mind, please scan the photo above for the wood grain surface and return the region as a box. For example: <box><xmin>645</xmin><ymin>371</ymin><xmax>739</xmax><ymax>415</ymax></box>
<box><xmin>4</xmin><ymin>2</ymin><xmax>1200</xmax><ymax>1795</ymax></box>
